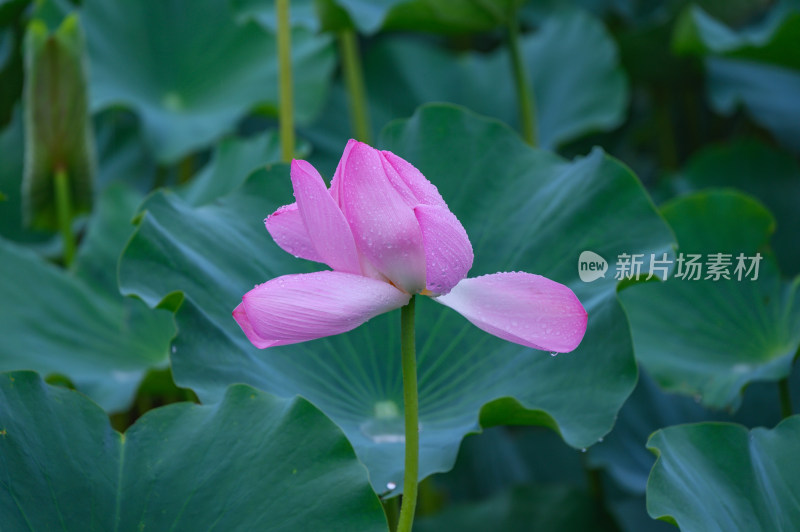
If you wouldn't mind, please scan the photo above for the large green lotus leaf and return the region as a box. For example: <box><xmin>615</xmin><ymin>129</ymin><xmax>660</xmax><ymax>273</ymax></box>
<box><xmin>319</xmin><ymin>0</ymin><xmax>525</xmax><ymax>34</ymax></box>
<box><xmin>93</xmin><ymin>108</ymin><xmax>158</xmax><ymax>192</ymax></box>
<box><xmin>670</xmin><ymin>2</ymin><xmax>800</xmax><ymax>152</ymax></box>
<box><xmin>431</xmin><ymin>426</ymin><xmax>587</xmax><ymax>503</ymax></box>
<box><xmin>178</xmin><ymin>130</ymin><xmax>303</xmax><ymax>207</ymax></box>
<box><xmin>381</xmin><ymin>0</ymin><xmax>524</xmax><ymax>34</ymax></box>
<box><xmin>303</xmin><ymin>8</ymin><xmax>627</xmax><ymax>169</ymax></box>
<box><xmin>674</xmin><ymin>139</ymin><xmax>800</xmax><ymax>276</ymax></box>
<box><xmin>646</xmin><ymin>416</ymin><xmax>800</xmax><ymax>530</ymax></box>
<box><xmin>0</xmin><ymin>371</ymin><xmax>388</xmax><ymax>531</ymax></box>
<box><xmin>238</xmin><ymin>0</ymin><xmax>523</xmax><ymax>34</ymax></box>
<box><xmin>620</xmin><ymin>190</ymin><xmax>800</xmax><ymax>410</ymax></box>
<box><xmin>673</xmin><ymin>1</ymin><xmax>800</xmax><ymax>70</ymax></box>
<box><xmin>316</xmin><ymin>0</ymin><xmax>404</xmax><ymax>33</ymax></box>
<box><xmin>587</xmin><ymin>371</ymin><xmax>786</xmax><ymax>495</ymax></box>
<box><xmin>415</xmin><ymin>485</ymin><xmax>616</xmax><ymax>532</ymax></box>
<box><xmin>706</xmin><ymin>57</ymin><xmax>800</xmax><ymax>152</ymax></box>
<box><xmin>119</xmin><ymin>104</ymin><xmax>674</xmax><ymax>491</ymax></box>
<box><xmin>429</xmin><ymin>425</ymin><xmax>665</xmax><ymax>531</ymax></box>
<box><xmin>0</xmin><ymin>184</ymin><xmax>174</xmax><ymax>412</ymax></box>
<box><xmin>81</xmin><ymin>0</ymin><xmax>335</xmax><ymax>163</ymax></box>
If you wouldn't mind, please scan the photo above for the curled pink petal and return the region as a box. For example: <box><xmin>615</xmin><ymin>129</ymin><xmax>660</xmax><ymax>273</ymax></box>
<box><xmin>381</xmin><ymin>150</ymin><xmax>446</xmax><ymax>207</ymax></box>
<box><xmin>340</xmin><ymin>141</ymin><xmax>427</xmax><ymax>294</ymax></box>
<box><xmin>329</xmin><ymin>138</ymin><xmax>357</xmax><ymax>206</ymax></box>
<box><xmin>414</xmin><ymin>204</ymin><xmax>473</xmax><ymax>295</ymax></box>
<box><xmin>233</xmin><ymin>303</ymin><xmax>273</xmax><ymax>349</ymax></box>
<box><xmin>434</xmin><ymin>272</ymin><xmax>588</xmax><ymax>353</ymax></box>
<box><xmin>234</xmin><ymin>271</ymin><xmax>410</xmax><ymax>348</ymax></box>
<box><xmin>264</xmin><ymin>203</ymin><xmax>322</xmax><ymax>263</ymax></box>
<box><xmin>291</xmin><ymin>159</ymin><xmax>360</xmax><ymax>274</ymax></box>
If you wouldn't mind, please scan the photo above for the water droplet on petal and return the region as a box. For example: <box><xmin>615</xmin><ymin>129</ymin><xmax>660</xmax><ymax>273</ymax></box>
<box><xmin>386</xmin><ymin>482</ymin><xmax>397</xmax><ymax>490</ymax></box>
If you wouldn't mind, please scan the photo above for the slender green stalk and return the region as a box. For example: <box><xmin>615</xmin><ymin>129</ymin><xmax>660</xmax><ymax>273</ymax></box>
<box><xmin>779</xmin><ymin>377</ymin><xmax>793</xmax><ymax>419</ymax></box>
<box><xmin>397</xmin><ymin>296</ymin><xmax>418</xmax><ymax>532</ymax></box>
<box><xmin>53</xmin><ymin>167</ymin><xmax>75</xmax><ymax>266</ymax></box>
<box><xmin>338</xmin><ymin>29</ymin><xmax>372</xmax><ymax>143</ymax></box>
<box><xmin>276</xmin><ymin>0</ymin><xmax>294</xmax><ymax>161</ymax></box>
<box><xmin>507</xmin><ymin>15</ymin><xmax>537</xmax><ymax>146</ymax></box>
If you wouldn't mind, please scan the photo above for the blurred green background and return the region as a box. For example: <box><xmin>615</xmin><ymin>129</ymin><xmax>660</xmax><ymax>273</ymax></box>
<box><xmin>1</xmin><ymin>0</ymin><xmax>799</xmax><ymax>530</ymax></box>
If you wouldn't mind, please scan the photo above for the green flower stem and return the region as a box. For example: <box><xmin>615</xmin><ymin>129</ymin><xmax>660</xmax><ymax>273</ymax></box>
<box><xmin>779</xmin><ymin>377</ymin><xmax>793</xmax><ymax>419</ymax></box>
<box><xmin>397</xmin><ymin>295</ymin><xmax>418</xmax><ymax>532</ymax></box>
<box><xmin>338</xmin><ymin>29</ymin><xmax>372</xmax><ymax>143</ymax></box>
<box><xmin>507</xmin><ymin>15</ymin><xmax>537</xmax><ymax>147</ymax></box>
<box><xmin>54</xmin><ymin>167</ymin><xmax>75</xmax><ymax>266</ymax></box>
<box><xmin>276</xmin><ymin>0</ymin><xmax>294</xmax><ymax>161</ymax></box>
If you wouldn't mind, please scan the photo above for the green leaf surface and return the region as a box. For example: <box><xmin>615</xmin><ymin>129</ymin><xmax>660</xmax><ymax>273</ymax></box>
<box><xmin>0</xmin><ymin>105</ymin><xmax>56</xmax><ymax>248</ymax></box>
<box><xmin>233</xmin><ymin>0</ymin><xmax>320</xmax><ymax>31</ymax></box>
<box><xmin>0</xmin><ymin>184</ymin><xmax>174</xmax><ymax>412</ymax></box>
<box><xmin>23</xmin><ymin>14</ymin><xmax>95</xmax><ymax>230</ymax></box>
<box><xmin>673</xmin><ymin>1</ymin><xmax>800</xmax><ymax>70</ymax></box>
<box><xmin>669</xmin><ymin>2</ymin><xmax>800</xmax><ymax>152</ymax></box>
<box><xmin>620</xmin><ymin>190</ymin><xmax>800</xmax><ymax>409</ymax></box>
<box><xmin>381</xmin><ymin>0</ymin><xmax>524</xmax><ymax>34</ymax></box>
<box><xmin>607</xmin><ymin>493</ymin><xmax>678</xmax><ymax>532</ymax></box>
<box><xmin>587</xmin><ymin>371</ymin><xmax>786</xmax><ymax>495</ymax></box>
<box><xmin>430</xmin><ymin>426</ymin><xmax>589</xmax><ymax>505</ymax></box>
<box><xmin>706</xmin><ymin>57</ymin><xmax>800</xmax><ymax>152</ymax></box>
<box><xmin>81</xmin><ymin>0</ymin><xmax>335</xmax><ymax>162</ymax></box>
<box><xmin>303</xmin><ymin>8</ymin><xmax>627</xmax><ymax>170</ymax></box>
<box><xmin>675</xmin><ymin>139</ymin><xmax>800</xmax><ymax>276</ymax></box>
<box><xmin>416</xmin><ymin>485</ymin><xmax>617</xmax><ymax>532</ymax></box>
<box><xmin>93</xmin><ymin>109</ymin><xmax>157</xmax><ymax>192</ymax></box>
<box><xmin>319</xmin><ymin>0</ymin><xmax>405</xmax><ymax>33</ymax></box>
<box><xmin>120</xmin><ymin>104</ymin><xmax>674</xmax><ymax>491</ymax></box>
<box><xmin>646</xmin><ymin>416</ymin><xmax>800</xmax><ymax>531</ymax></box>
<box><xmin>0</xmin><ymin>371</ymin><xmax>388</xmax><ymax>531</ymax></box>
<box><xmin>178</xmin><ymin>130</ymin><xmax>297</xmax><ymax>207</ymax></box>
<box><xmin>0</xmin><ymin>0</ymin><xmax>29</xmax><ymax>27</ymax></box>
<box><xmin>320</xmin><ymin>0</ymin><xmax>525</xmax><ymax>34</ymax></box>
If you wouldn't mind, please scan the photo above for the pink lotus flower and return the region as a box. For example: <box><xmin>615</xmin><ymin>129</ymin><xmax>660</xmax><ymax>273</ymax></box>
<box><xmin>234</xmin><ymin>140</ymin><xmax>587</xmax><ymax>353</ymax></box>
